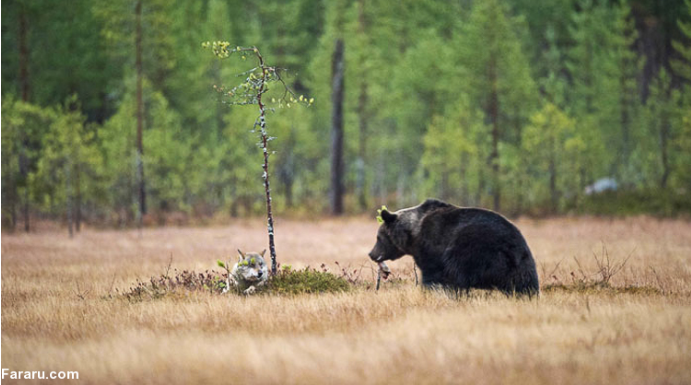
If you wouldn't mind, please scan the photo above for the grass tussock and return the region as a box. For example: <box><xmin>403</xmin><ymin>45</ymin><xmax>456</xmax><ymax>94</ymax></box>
<box><xmin>2</xmin><ymin>217</ymin><xmax>691</xmax><ymax>385</ymax></box>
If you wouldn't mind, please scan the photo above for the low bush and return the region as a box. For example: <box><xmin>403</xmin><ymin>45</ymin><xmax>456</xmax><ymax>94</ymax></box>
<box><xmin>120</xmin><ymin>264</ymin><xmax>351</xmax><ymax>301</ymax></box>
<box><xmin>266</xmin><ymin>266</ymin><xmax>351</xmax><ymax>295</ymax></box>
<box><xmin>121</xmin><ymin>269</ymin><xmax>227</xmax><ymax>302</ymax></box>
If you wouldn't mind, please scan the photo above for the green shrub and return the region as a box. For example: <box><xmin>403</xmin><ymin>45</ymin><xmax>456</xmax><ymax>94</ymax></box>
<box><xmin>266</xmin><ymin>267</ymin><xmax>351</xmax><ymax>295</ymax></box>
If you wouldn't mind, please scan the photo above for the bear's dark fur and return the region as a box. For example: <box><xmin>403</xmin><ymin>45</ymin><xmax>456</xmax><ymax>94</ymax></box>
<box><xmin>368</xmin><ymin>199</ymin><xmax>539</xmax><ymax>296</ymax></box>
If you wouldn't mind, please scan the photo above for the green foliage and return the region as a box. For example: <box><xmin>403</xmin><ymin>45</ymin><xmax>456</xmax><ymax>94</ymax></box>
<box><xmin>1</xmin><ymin>96</ymin><xmax>58</xmax><ymax>227</ymax></box>
<box><xmin>93</xmin><ymin>0</ymin><xmax>176</xmax><ymax>89</ymax></box>
<box><xmin>456</xmin><ymin>0</ymin><xmax>537</xmax><ymax>209</ymax></box>
<box><xmin>419</xmin><ymin>96</ymin><xmax>486</xmax><ymax>204</ymax></box>
<box><xmin>98</xmin><ymin>79</ymin><xmax>190</xmax><ymax>219</ymax></box>
<box><xmin>34</xmin><ymin>97</ymin><xmax>102</xmax><ymax>218</ymax></box>
<box><xmin>521</xmin><ymin>102</ymin><xmax>580</xmax><ymax>212</ymax></box>
<box><xmin>671</xmin><ymin>0</ymin><xmax>691</xmax><ymax>83</ymax></box>
<box><xmin>460</xmin><ymin>0</ymin><xmax>537</xmax><ymax>118</ymax></box>
<box><xmin>564</xmin><ymin>0</ymin><xmax>646</xmax><ymax>186</ymax></box>
<box><xmin>2</xmin><ymin>0</ymin><xmax>691</xmax><ymax>225</ymax></box>
<box><xmin>641</xmin><ymin>69</ymin><xmax>685</xmax><ymax>190</ymax></box>
<box><xmin>202</xmin><ymin>42</ymin><xmax>312</xmax><ymax>108</ymax></box>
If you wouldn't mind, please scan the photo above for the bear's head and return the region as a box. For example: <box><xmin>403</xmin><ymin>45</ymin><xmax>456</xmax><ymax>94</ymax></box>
<box><xmin>368</xmin><ymin>199</ymin><xmax>451</xmax><ymax>263</ymax></box>
<box><xmin>368</xmin><ymin>209</ymin><xmax>408</xmax><ymax>262</ymax></box>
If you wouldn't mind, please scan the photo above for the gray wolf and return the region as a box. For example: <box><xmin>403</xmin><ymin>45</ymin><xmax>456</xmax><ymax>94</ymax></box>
<box><xmin>224</xmin><ymin>249</ymin><xmax>269</xmax><ymax>295</ymax></box>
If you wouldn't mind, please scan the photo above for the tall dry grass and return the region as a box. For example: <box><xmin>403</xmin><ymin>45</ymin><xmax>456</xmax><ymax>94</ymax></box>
<box><xmin>2</xmin><ymin>217</ymin><xmax>691</xmax><ymax>384</ymax></box>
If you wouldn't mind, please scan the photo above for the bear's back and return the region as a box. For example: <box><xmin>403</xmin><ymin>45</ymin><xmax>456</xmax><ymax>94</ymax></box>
<box><xmin>421</xmin><ymin>206</ymin><xmax>525</xmax><ymax>243</ymax></box>
<box><xmin>416</xmin><ymin>204</ymin><xmax>538</xmax><ymax>294</ymax></box>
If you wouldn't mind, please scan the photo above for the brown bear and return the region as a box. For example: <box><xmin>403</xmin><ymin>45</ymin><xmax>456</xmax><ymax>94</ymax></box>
<box><xmin>368</xmin><ymin>199</ymin><xmax>539</xmax><ymax>296</ymax></box>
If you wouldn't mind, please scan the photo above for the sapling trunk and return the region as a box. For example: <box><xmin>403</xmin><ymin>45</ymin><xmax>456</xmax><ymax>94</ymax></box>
<box><xmin>254</xmin><ymin>50</ymin><xmax>278</xmax><ymax>276</ymax></box>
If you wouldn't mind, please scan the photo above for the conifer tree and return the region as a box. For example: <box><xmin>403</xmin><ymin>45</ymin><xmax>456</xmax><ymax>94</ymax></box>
<box><xmin>522</xmin><ymin>103</ymin><xmax>580</xmax><ymax>213</ymax></box>
<box><xmin>36</xmin><ymin>97</ymin><xmax>101</xmax><ymax>236</ymax></box>
<box><xmin>94</xmin><ymin>0</ymin><xmax>175</xmax><ymax>227</ymax></box>
<box><xmin>645</xmin><ymin>69</ymin><xmax>683</xmax><ymax>189</ymax></box>
<box><xmin>459</xmin><ymin>0</ymin><xmax>536</xmax><ymax>211</ymax></box>
<box><xmin>671</xmin><ymin>0</ymin><xmax>691</xmax><ymax>85</ymax></box>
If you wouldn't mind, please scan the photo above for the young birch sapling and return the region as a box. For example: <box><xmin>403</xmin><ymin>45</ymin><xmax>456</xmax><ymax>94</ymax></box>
<box><xmin>202</xmin><ymin>42</ymin><xmax>313</xmax><ymax>276</ymax></box>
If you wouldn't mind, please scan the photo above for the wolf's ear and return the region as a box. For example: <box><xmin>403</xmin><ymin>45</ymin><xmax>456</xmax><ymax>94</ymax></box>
<box><xmin>237</xmin><ymin>249</ymin><xmax>245</xmax><ymax>258</ymax></box>
<box><xmin>381</xmin><ymin>210</ymin><xmax>398</xmax><ymax>224</ymax></box>
<box><xmin>261</xmin><ymin>249</ymin><xmax>267</xmax><ymax>257</ymax></box>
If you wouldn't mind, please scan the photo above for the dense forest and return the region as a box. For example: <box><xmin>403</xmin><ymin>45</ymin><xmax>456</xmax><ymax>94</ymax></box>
<box><xmin>2</xmin><ymin>0</ymin><xmax>691</xmax><ymax>232</ymax></box>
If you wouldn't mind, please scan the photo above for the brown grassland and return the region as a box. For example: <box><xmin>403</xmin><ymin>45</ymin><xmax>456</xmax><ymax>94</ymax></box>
<box><xmin>2</xmin><ymin>216</ymin><xmax>691</xmax><ymax>384</ymax></box>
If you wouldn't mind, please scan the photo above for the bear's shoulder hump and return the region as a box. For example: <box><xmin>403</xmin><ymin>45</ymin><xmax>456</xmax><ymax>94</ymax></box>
<box><xmin>419</xmin><ymin>198</ymin><xmax>452</xmax><ymax>212</ymax></box>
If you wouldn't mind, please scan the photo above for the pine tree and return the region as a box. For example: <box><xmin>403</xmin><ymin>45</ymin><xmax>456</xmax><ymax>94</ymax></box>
<box><xmin>566</xmin><ymin>0</ymin><xmax>617</xmax><ymax>187</ymax></box>
<box><xmin>94</xmin><ymin>0</ymin><xmax>176</xmax><ymax>227</ymax></box>
<box><xmin>420</xmin><ymin>96</ymin><xmax>484</xmax><ymax>204</ymax></box>
<box><xmin>671</xmin><ymin>0</ymin><xmax>691</xmax><ymax>84</ymax></box>
<box><xmin>612</xmin><ymin>0</ymin><xmax>644</xmax><ymax>183</ymax></box>
<box><xmin>306</xmin><ymin>0</ymin><xmax>350</xmax><ymax>210</ymax></box>
<box><xmin>458</xmin><ymin>0</ymin><xmax>537</xmax><ymax>211</ymax></box>
<box><xmin>670</xmin><ymin>0</ymin><xmax>691</xmax><ymax>188</ymax></box>
<box><xmin>35</xmin><ymin>97</ymin><xmax>101</xmax><ymax>236</ymax></box>
<box><xmin>1</xmin><ymin>97</ymin><xmax>53</xmax><ymax>230</ymax></box>
<box><xmin>522</xmin><ymin>102</ymin><xmax>579</xmax><ymax>213</ymax></box>
<box><xmin>645</xmin><ymin>69</ymin><xmax>681</xmax><ymax>189</ymax></box>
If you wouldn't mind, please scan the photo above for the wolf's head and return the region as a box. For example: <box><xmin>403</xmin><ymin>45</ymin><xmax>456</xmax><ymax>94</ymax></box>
<box><xmin>232</xmin><ymin>249</ymin><xmax>269</xmax><ymax>283</ymax></box>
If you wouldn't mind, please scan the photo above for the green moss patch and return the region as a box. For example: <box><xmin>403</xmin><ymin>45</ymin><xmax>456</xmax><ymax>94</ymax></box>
<box><xmin>266</xmin><ymin>267</ymin><xmax>351</xmax><ymax>295</ymax></box>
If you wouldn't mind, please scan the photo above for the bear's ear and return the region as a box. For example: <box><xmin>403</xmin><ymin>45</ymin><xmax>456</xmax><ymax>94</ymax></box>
<box><xmin>261</xmin><ymin>249</ymin><xmax>267</xmax><ymax>257</ymax></box>
<box><xmin>381</xmin><ymin>210</ymin><xmax>398</xmax><ymax>224</ymax></box>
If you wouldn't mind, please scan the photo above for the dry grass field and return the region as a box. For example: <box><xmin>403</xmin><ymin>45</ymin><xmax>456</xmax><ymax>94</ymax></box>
<box><xmin>2</xmin><ymin>216</ymin><xmax>691</xmax><ymax>384</ymax></box>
